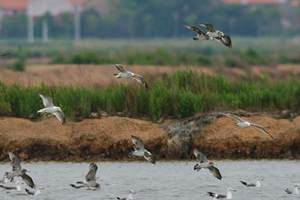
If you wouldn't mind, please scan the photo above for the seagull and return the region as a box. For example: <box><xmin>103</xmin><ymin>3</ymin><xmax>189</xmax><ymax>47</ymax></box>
<box><xmin>185</xmin><ymin>23</ymin><xmax>232</xmax><ymax>48</ymax></box>
<box><xmin>114</xmin><ymin>64</ymin><xmax>148</xmax><ymax>88</ymax></box>
<box><xmin>285</xmin><ymin>184</ymin><xmax>299</xmax><ymax>195</ymax></box>
<box><xmin>193</xmin><ymin>148</ymin><xmax>222</xmax><ymax>180</ymax></box>
<box><xmin>5</xmin><ymin>152</ymin><xmax>25</xmax><ymax>182</ymax></box>
<box><xmin>38</xmin><ymin>94</ymin><xmax>65</xmax><ymax>124</ymax></box>
<box><xmin>18</xmin><ymin>169</ymin><xmax>39</xmax><ymax>195</ymax></box>
<box><xmin>221</xmin><ymin>113</ymin><xmax>273</xmax><ymax>139</ymax></box>
<box><xmin>129</xmin><ymin>135</ymin><xmax>156</xmax><ymax>164</ymax></box>
<box><xmin>240</xmin><ymin>180</ymin><xmax>261</xmax><ymax>187</ymax></box>
<box><xmin>208</xmin><ymin>188</ymin><xmax>236</xmax><ymax>199</ymax></box>
<box><xmin>70</xmin><ymin>163</ymin><xmax>100</xmax><ymax>190</ymax></box>
<box><xmin>117</xmin><ymin>190</ymin><xmax>135</xmax><ymax>200</ymax></box>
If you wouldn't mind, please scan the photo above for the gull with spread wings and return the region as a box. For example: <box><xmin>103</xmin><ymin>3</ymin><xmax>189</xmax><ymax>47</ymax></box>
<box><xmin>114</xmin><ymin>64</ymin><xmax>148</xmax><ymax>88</ymax></box>
<box><xmin>38</xmin><ymin>94</ymin><xmax>65</xmax><ymax>124</ymax></box>
<box><xmin>221</xmin><ymin>113</ymin><xmax>273</xmax><ymax>139</ymax></box>
<box><xmin>70</xmin><ymin>163</ymin><xmax>100</xmax><ymax>190</ymax></box>
<box><xmin>130</xmin><ymin>135</ymin><xmax>156</xmax><ymax>164</ymax></box>
<box><xmin>193</xmin><ymin>148</ymin><xmax>222</xmax><ymax>180</ymax></box>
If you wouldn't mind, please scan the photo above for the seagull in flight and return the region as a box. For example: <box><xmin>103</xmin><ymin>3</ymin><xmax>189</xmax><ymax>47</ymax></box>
<box><xmin>240</xmin><ymin>180</ymin><xmax>262</xmax><ymax>187</ymax></box>
<box><xmin>208</xmin><ymin>188</ymin><xmax>236</xmax><ymax>199</ymax></box>
<box><xmin>185</xmin><ymin>23</ymin><xmax>232</xmax><ymax>48</ymax></box>
<box><xmin>130</xmin><ymin>135</ymin><xmax>156</xmax><ymax>164</ymax></box>
<box><xmin>117</xmin><ymin>190</ymin><xmax>135</xmax><ymax>200</ymax></box>
<box><xmin>221</xmin><ymin>113</ymin><xmax>273</xmax><ymax>139</ymax></box>
<box><xmin>285</xmin><ymin>184</ymin><xmax>299</xmax><ymax>195</ymax></box>
<box><xmin>114</xmin><ymin>64</ymin><xmax>148</xmax><ymax>88</ymax></box>
<box><xmin>193</xmin><ymin>148</ymin><xmax>222</xmax><ymax>180</ymax></box>
<box><xmin>70</xmin><ymin>163</ymin><xmax>100</xmax><ymax>190</ymax></box>
<box><xmin>5</xmin><ymin>152</ymin><xmax>25</xmax><ymax>182</ymax></box>
<box><xmin>38</xmin><ymin>94</ymin><xmax>65</xmax><ymax>124</ymax></box>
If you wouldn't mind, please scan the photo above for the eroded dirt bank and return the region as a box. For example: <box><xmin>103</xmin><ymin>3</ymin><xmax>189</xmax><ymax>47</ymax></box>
<box><xmin>0</xmin><ymin>113</ymin><xmax>300</xmax><ymax>161</ymax></box>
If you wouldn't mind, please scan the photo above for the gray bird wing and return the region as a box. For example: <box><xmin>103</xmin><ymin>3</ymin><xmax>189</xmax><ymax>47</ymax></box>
<box><xmin>8</xmin><ymin>152</ymin><xmax>22</xmax><ymax>172</ymax></box>
<box><xmin>208</xmin><ymin>166</ymin><xmax>222</xmax><ymax>180</ymax></box>
<box><xmin>132</xmin><ymin>74</ymin><xmax>148</xmax><ymax>88</ymax></box>
<box><xmin>53</xmin><ymin>110</ymin><xmax>65</xmax><ymax>124</ymax></box>
<box><xmin>144</xmin><ymin>150</ymin><xmax>156</xmax><ymax>164</ymax></box>
<box><xmin>131</xmin><ymin>135</ymin><xmax>145</xmax><ymax>150</ymax></box>
<box><xmin>21</xmin><ymin>173</ymin><xmax>35</xmax><ymax>189</ymax></box>
<box><xmin>115</xmin><ymin>64</ymin><xmax>127</xmax><ymax>73</ymax></box>
<box><xmin>223</xmin><ymin>113</ymin><xmax>245</xmax><ymax>123</ymax></box>
<box><xmin>39</xmin><ymin>94</ymin><xmax>54</xmax><ymax>108</ymax></box>
<box><xmin>199</xmin><ymin>23</ymin><xmax>216</xmax><ymax>32</ymax></box>
<box><xmin>251</xmin><ymin>123</ymin><xmax>273</xmax><ymax>139</ymax></box>
<box><xmin>185</xmin><ymin>25</ymin><xmax>206</xmax><ymax>35</ymax></box>
<box><xmin>85</xmin><ymin>165</ymin><xmax>97</xmax><ymax>182</ymax></box>
<box><xmin>193</xmin><ymin>149</ymin><xmax>208</xmax><ymax>163</ymax></box>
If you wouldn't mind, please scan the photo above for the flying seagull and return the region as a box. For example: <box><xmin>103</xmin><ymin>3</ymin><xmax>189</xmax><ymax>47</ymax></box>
<box><xmin>19</xmin><ymin>169</ymin><xmax>39</xmax><ymax>195</ymax></box>
<box><xmin>185</xmin><ymin>23</ymin><xmax>232</xmax><ymax>48</ymax></box>
<box><xmin>240</xmin><ymin>180</ymin><xmax>261</xmax><ymax>187</ymax></box>
<box><xmin>70</xmin><ymin>163</ymin><xmax>100</xmax><ymax>190</ymax></box>
<box><xmin>208</xmin><ymin>188</ymin><xmax>236</xmax><ymax>199</ymax></box>
<box><xmin>114</xmin><ymin>64</ymin><xmax>148</xmax><ymax>88</ymax></box>
<box><xmin>4</xmin><ymin>152</ymin><xmax>25</xmax><ymax>182</ymax></box>
<box><xmin>38</xmin><ymin>94</ymin><xmax>65</xmax><ymax>124</ymax></box>
<box><xmin>117</xmin><ymin>190</ymin><xmax>135</xmax><ymax>200</ymax></box>
<box><xmin>221</xmin><ymin>113</ymin><xmax>273</xmax><ymax>139</ymax></box>
<box><xmin>193</xmin><ymin>148</ymin><xmax>222</xmax><ymax>180</ymax></box>
<box><xmin>129</xmin><ymin>135</ymin><xmax>156</xmax><ymax>164</ymax></box>
<box><xmin>285</xmin><ymin>184</ymin><xmax>299</xmax><ymax>195</ymax></box>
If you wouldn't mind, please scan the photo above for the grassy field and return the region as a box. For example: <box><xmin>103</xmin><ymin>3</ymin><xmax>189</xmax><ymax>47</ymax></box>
<box><xmin>0</xmin><ymin>71</ymin><xmax>299</xmax><ymax>121</ymax></box>
<box><xmin>1</xmin><ymin>37</ymin><xmax>300</xmax><ymax>68</ymax></box>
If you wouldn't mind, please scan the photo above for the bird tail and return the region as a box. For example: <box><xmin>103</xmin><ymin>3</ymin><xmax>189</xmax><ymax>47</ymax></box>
<box><xmin>240</xmin><ymin>181</ymin><xmax>248</xmax><ymax>186</ymax></box>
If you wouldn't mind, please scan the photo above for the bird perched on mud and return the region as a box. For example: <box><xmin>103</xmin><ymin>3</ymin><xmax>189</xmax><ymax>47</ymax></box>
<box><xmin>129</xmin><ymin>135</ymin><xmax>156</xmax><ymax>164</ymax></box>
<box><xmin>114</xmin><ymin>64</ymin><xmax>148</xmax><ymax>88</ymax></box>
<box><xmin>208</xmin><ymin>188</ymin><xmax>236</xmax><ymax>199</ymax></box>
<box><xmin>193</xmin><ymin>148</ymin><xmax>222</xmax><ymax>180</ymax></box>
<box><xmin>38</xmin><ymin>94</ymin><xmax>65</xmax><ymax>124</ymax></box>
<box><xmin>185</xmin><ymin>23</ymin><xmax>232</xmax><ymax>48</ymax></box>
<box><xmin>117</xmin><ymin>190</ymin><xmax>135</xmax><ymax>200</ymax></box>
<box><xmin>220</xmin><ymin>113</ymin><xmax>273</xmax><ymax>139</ymax></box>
<box><xmin>70</xmin><ymin>163</ymin><xmax>100</xmax><ymax>190</ymax></box>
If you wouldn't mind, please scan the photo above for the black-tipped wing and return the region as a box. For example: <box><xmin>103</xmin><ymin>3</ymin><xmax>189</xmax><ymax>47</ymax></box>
<box><xmin>132</xmin><ymin>74</ymin><xmax>148</xmax><ymax>88</ymax></box>
<box><xmin>208</xmin><ymin>166</ymin><xmax>222</xmax><ymax>180</ymax></box>
<box><xmin>185</xmin><ymin>25</ymin><xmax>206</xmax><ymax>35</ymax></box>
<box><xmin>53</xmin><ymin>110</ymin><xmax>65</xmax><ymax>124</ymax></box>
<box><xmin>21</xmin><ymin>173</ymin><xmax>35</xmax><ymax>189</ymax></box>
<box><xmin>193</xmin><ymin>149</ymin><xmax>207</xmax><ymax>163</ymax></box>
<box><xmin>251</xmin><ymin>123</ymin><xmax>273</xmax><ymax>139</ymax></box>
<box><xmin>144</xmin><ymin>151</ymin><xmax>156</xmax><ymax>164</ymax></box>
<box><xmin>131</xmin><ymin>135</ymin><xmax>145</xmax><ymax>150</ymax></box>
<box><xmin>115</xmin><ymin>64</ymin><xmax>127</xmax><ymax>73</ymax></box>
<box><xmin>8</xmin><ymin>152</ymin><xmax>22</xmax><ymax>172</ymax></box>
<box><xmin>220</xmin><ymin>35</ymin><xmax>232</xmax><ymax>48</ymax></box>
<box><xmin>207</xmin><ymin>192</ymin><xmax>216</xmax><ymax>197</ymax></box>
<box><xmin>39</xmin><ymin>94</ymin><xmax>54</xmax><ymax>108</ymax></box>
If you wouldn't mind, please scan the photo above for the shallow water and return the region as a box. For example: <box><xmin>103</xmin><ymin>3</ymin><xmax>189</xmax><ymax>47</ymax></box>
<box><xmin>0</xmin><ymin>161</ymin><xmax>299</xmax><ymax>200</ymax></box>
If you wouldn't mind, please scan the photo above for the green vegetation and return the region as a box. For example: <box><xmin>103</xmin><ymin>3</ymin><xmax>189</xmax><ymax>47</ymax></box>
<box><xmin>0</xmin><ymin>71</ymin><xmax>299</xmax><ymax>121</ymax></box>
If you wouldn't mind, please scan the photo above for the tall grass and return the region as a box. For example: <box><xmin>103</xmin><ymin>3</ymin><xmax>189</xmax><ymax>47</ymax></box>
<box><xmin>0</xmin><ymin>71</ymin><xmax>299</xmax><ymax>121</ymax></box>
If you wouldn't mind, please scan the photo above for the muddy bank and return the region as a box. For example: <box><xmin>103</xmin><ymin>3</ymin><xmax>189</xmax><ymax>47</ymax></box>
<box><xmin>0</xmin><ymin>113</ymin><xmax>300</xmax><ymax>161</ymax></box>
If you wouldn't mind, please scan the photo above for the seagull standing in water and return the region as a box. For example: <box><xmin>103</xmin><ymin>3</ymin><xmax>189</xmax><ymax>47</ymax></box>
<box><xmin>285</xmin><ymin>184</ymin><xmax>300</xmax><ymax>195</ymax></box>
<box><xmin>240</xmin><ymin>180</ymin><xmax>262</xmax><ymax>187</ymax></box>
<box><xmin>38</xmin><ymin>94</ymin><xmax>65</xmax><ymax>124</ymax></box>
<box><xmin>130</xmin><ymin>135</ymin><xmax>156</xmax><ymax>164</ymax></box>
<box><xmin>193</xmin><ymin>148</ymin><xmax>222</xmax><ymax>180</ymax></box>
<box><xmin>70</xmin><ymin>163</ymin><xmax>100</xmax><ymax>190</ymax></box>
<box><xmin>221</xmin><ymin>113</ymin><xmax>273</xmax><ymax>139</ymax></box>
<box><xmin>117</xmin><ymin>190</ymin><xmax>135</xmax><ymax>200</ymax></box>
<box><xmin>114</xmin><ymin>64</ymin><xmax>148</xmax><ymax>88</ymax></box>
<box><xmin>185</xmin><ymin>23</ymin><xmax>232</xmax><ymax>48</ymax></box>
<box><xmin>208</xmin><ymin>188</ymin><xmax>236</xmax><ymax>199</ymax></box>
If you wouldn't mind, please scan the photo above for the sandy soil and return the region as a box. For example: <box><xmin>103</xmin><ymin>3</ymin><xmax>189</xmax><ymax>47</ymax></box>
<box><xmin>1</xmin><ymin>64</ymin><xmax>300</xmax><ymax>87</ymax></box>
<box><xmin>0</xmin><ymin>115</ymin><xmax>299</xmax><ymax>161</ymax></box>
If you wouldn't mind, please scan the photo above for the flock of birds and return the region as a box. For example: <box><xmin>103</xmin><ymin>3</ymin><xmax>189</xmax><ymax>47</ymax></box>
<box><xmin>0</xmin><ymin>23</ymin><xmax>298</xmax><ymax>199</ymax></box>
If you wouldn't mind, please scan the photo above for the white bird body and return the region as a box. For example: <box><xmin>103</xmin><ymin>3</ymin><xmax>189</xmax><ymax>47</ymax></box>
<box><xmin>114</xmin><ymin>64</ymin><xmax>148</xmax><ymax>88</ymax></box>
<box><xmin>38</xmin><ymin>94</ymin><xmax>65</xmax><ymax>124</ymax></box>
<box><xmin>38</xmin><ymin>106</ymin><xmax>62</xmax><ymax>114</ymax></box>
<box><xmin>237</xmin><ymin>121</ymin><xmax>251</xmax><ymax>128</ymax></box>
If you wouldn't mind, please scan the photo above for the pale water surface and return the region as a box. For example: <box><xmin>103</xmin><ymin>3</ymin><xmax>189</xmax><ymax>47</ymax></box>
<box><xmin>0</xmin><ymin>161</ymin><xmax>299</xmax><ymax>200</ymax></box>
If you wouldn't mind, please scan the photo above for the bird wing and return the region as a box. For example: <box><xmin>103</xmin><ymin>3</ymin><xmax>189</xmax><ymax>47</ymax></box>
<box><xmin>193</xmin><ymin>149</ymin><xmax>208</xmax><ymax>163</ymax></box>
<box><xmin>132</xmin><ymin>74</ymin><xmax>148</xmax><ymax>88</ymax></box>
<box><xmin>144</xmin><ymin>150</ymin><xmax>156</xmax><ymax>164</ymax></box>
<box><xmin>39</xmin><ymin>94</ymin><xmax>54</xmax><ymax>107</ymax></box>
<box><xmin>251</xmin><ymin>123</ymin><xmax>273</xmax><ymax>139</ymax></box>
<box><xmin>53</xmin><ymin>110</ymin><xmax>66</xmax><ymax>124</ymax></box>
<box><xmin>85</xmin><ymin>165</ymin><xmax>97</xmax><ymax>182</ymax></box>
<box><xmin>208</xmin><ymin>166</ymin><xmax>222</xmax><ymax>180</ymax></box>
<box><xmin>223</xmin><ymin>113</ymin><xmax>245</xmax><ymax>123</ymax></box>
<box><xmin>220</xmin><ymin>35</ymin><xmax>232</xmax><ymax>48</ymax></box>
<box><xmin>199</xmin><ymin>23</ymin><xmax>216</xmax><ymax>32</ymax></box>
<box><xmin>131</xmin><ymin>135</ymin><xmax>145</xmax><ymax>150</ymax></box>
<box><xmin>115</xmin><ymin>64</ymin><xmax>127</xmax><ymax>73</ymax></box>
<box><xmin>8</xmin><ymin>152</ymin><xmax>22</xmax><ymax>172</ymax></box>
<box><xmin>21</xmin><ymin>173</ymin><xmax>35</xmax><ymax>189</ymax></box>
<box><xmin>185</xmin><ymin>25</ymin><xmax>206</xmax><ymax>35</ymax></box>
<box><xmin>240</xmin><ymin>181</ymin><xmax>248</xmax><ymax>186</ymax></box>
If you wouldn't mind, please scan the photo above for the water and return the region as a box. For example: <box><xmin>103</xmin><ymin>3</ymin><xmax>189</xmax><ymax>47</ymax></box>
<box><xmin>0</xmin><ymin>161</ymin><xmax>299</xmax><ymax>200</ymax></box>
